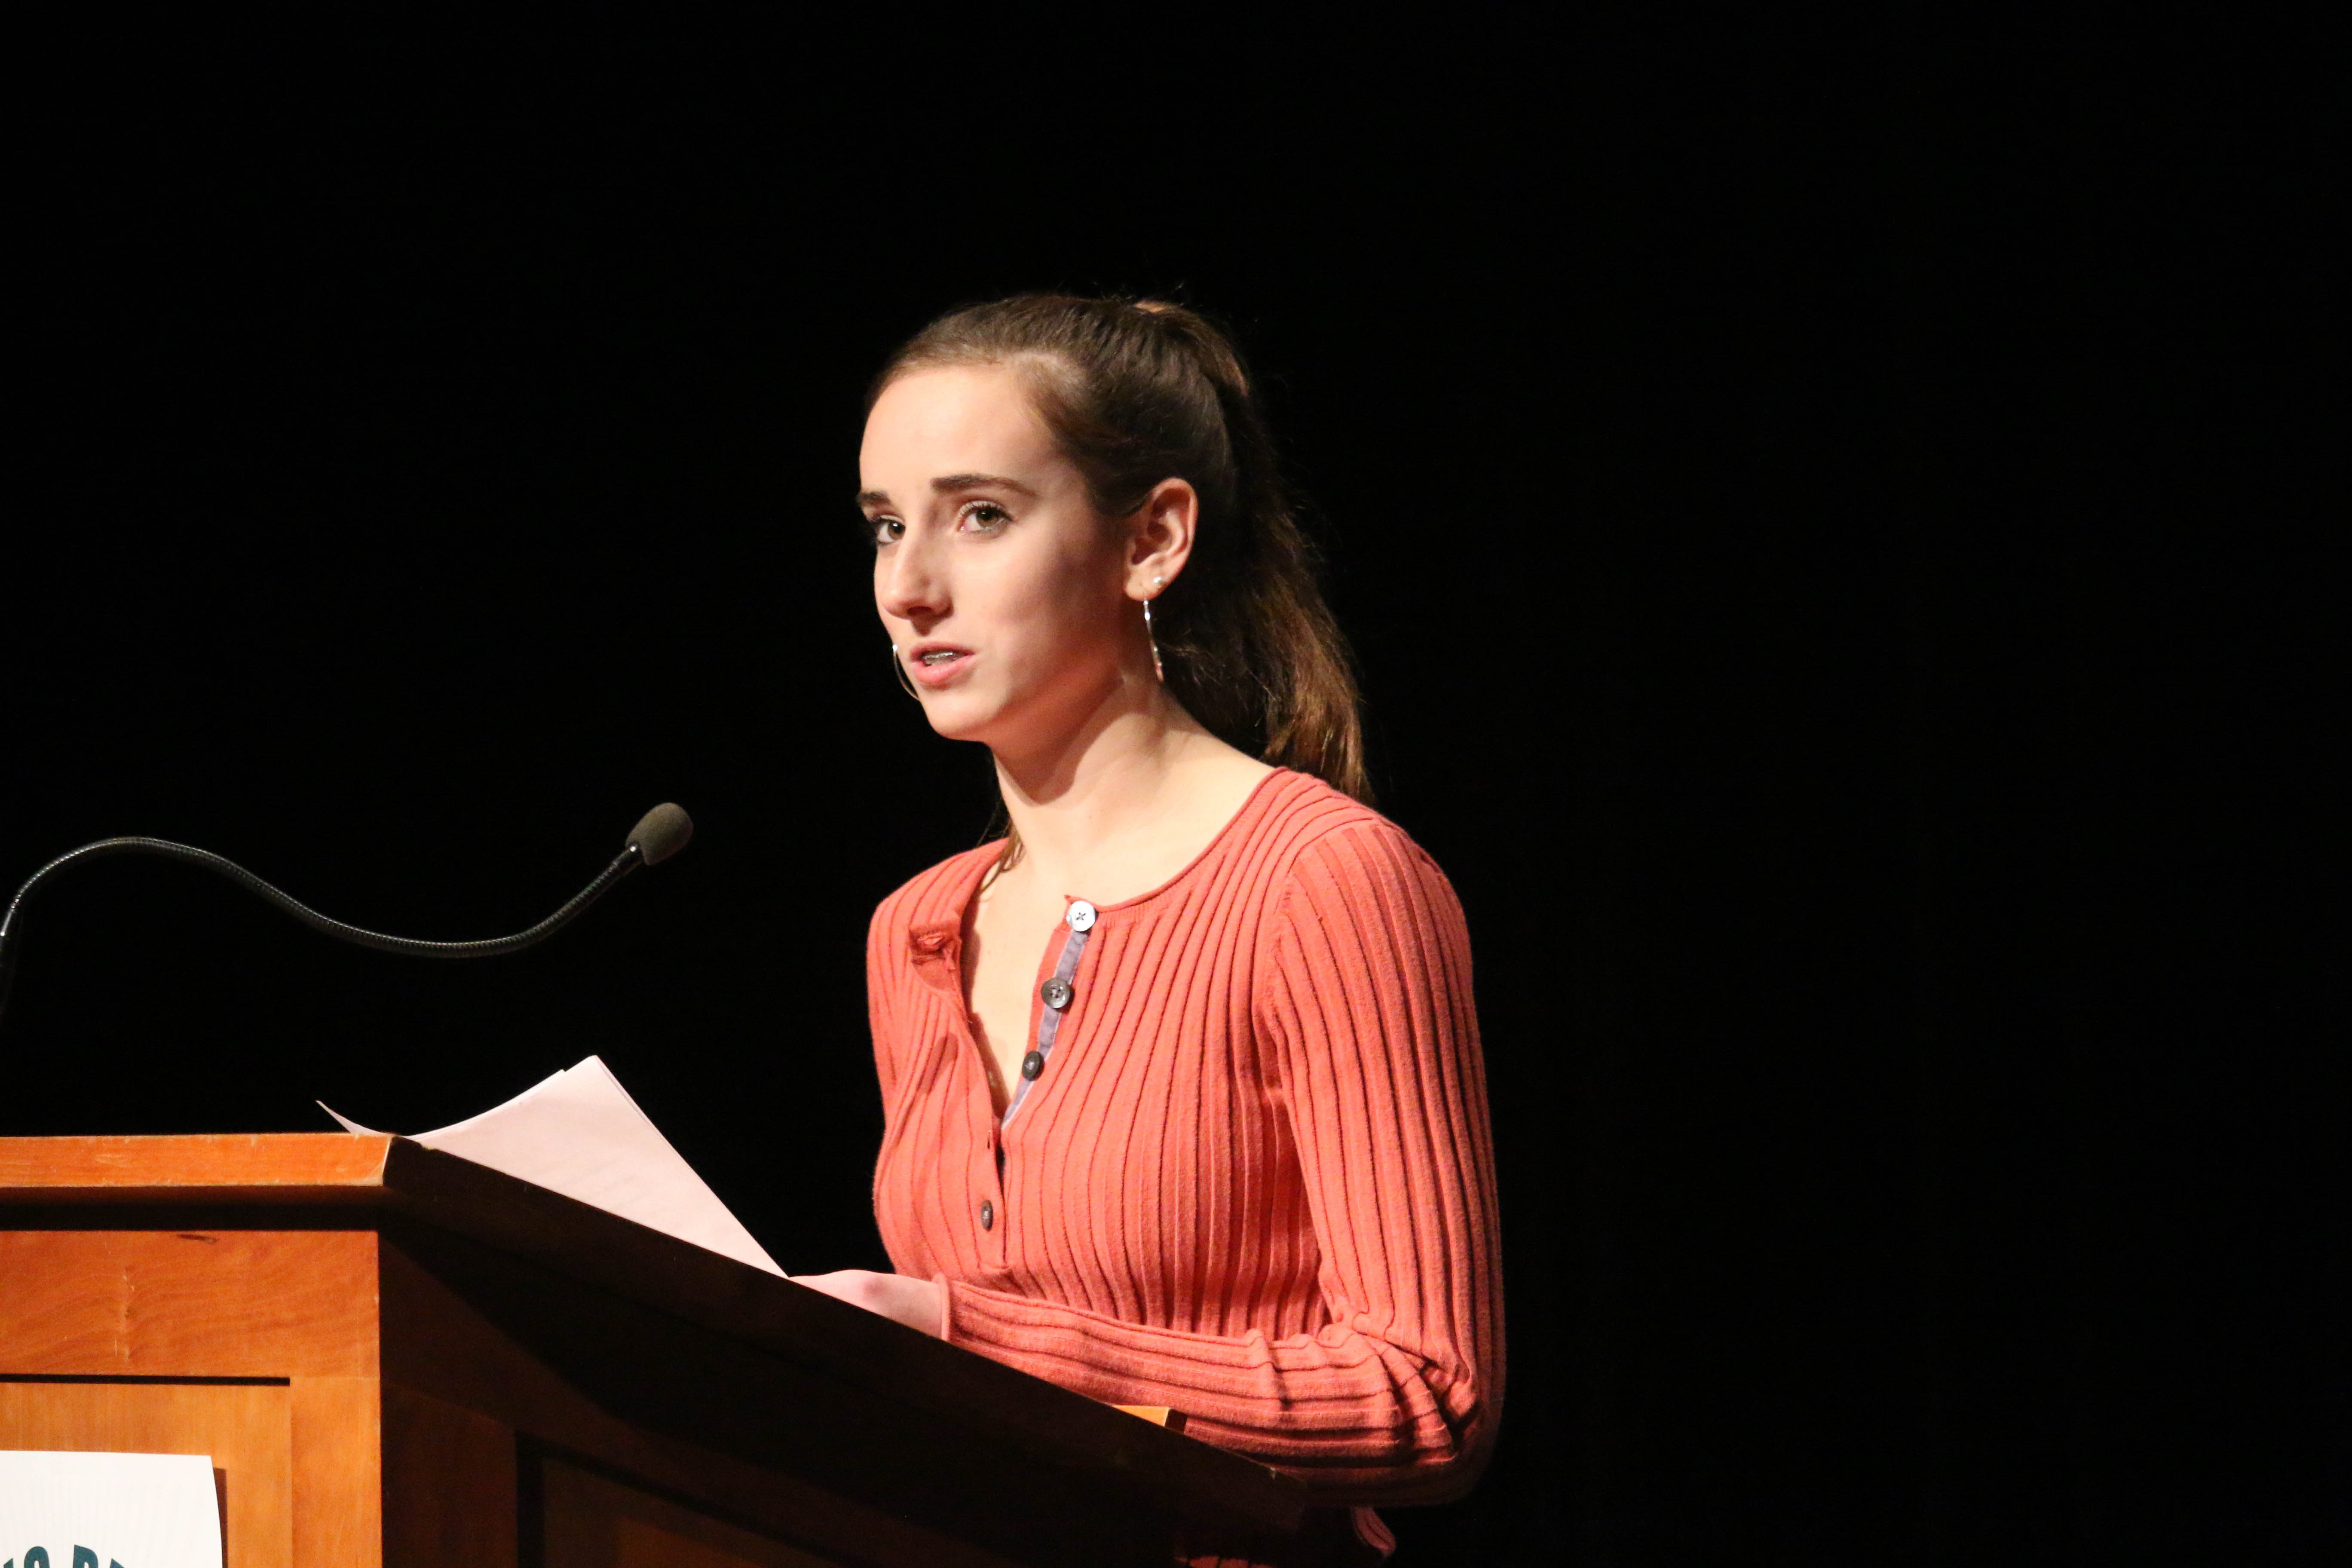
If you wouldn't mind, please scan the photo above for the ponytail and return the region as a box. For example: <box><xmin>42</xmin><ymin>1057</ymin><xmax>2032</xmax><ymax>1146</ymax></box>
<box><xmin>872</xmin><ymin>295</ymin><xmax>1369</xmax><ymax>803</ymax></box>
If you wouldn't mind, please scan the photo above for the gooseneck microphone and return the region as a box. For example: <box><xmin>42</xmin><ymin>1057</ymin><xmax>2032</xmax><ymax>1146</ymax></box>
<box><xmin>0</xmin><ymin>802</ymin><xmax>694</xmax><ymax>1028</ymax></box>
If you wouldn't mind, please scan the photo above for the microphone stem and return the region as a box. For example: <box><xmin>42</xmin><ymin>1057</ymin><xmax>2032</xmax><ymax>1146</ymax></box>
<box><xmin>0</xmin><ymin>838</ymin><xmax>645</xmax><ymax>1023</ymax></box>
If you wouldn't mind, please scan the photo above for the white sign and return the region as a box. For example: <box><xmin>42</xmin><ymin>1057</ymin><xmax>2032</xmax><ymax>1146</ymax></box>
<box><xmin>0</xmin><ymin>1451</ymin><xmax>222</xmax><ymax>1568</ymax></box>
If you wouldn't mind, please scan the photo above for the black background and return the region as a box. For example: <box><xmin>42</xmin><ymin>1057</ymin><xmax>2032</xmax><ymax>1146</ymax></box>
<box><xmin>3</xmin><ymin>15</ymin><xmax>2338</xmax><ymax>1564</ymax></box>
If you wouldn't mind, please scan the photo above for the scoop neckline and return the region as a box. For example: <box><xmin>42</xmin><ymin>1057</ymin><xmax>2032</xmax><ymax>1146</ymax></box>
<box><xmin>1084</xmin><ymin>765</ymin><xmax>1292</xmax><ymax>916</ymax></box>
<box><xmin>957</xmin><ymin>766</ymin><xmax>1298</xmax><ymax>928</ymax></box>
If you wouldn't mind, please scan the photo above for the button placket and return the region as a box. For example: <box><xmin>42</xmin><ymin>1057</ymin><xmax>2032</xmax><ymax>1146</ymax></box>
<box><xmin>983</xmin><ymin>900</ymin><xmax>1098</xmax><ymax>1251</ymax></box>
<box><xmin>927</xmin><ymin>924</ymin><xmax>1011</xmax><ymax>1258</ymax></box>
<box><xmin>1000</xmin><ymin>901</ymin><xmax>1096</xmax><ymax>1133</ymax></box>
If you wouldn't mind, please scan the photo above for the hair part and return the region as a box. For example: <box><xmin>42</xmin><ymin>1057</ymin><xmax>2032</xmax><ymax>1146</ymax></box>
<box><xmin>872</xmin><ymin>294</ymin><xmax>1370</xmax><ymax>839</ymax></box>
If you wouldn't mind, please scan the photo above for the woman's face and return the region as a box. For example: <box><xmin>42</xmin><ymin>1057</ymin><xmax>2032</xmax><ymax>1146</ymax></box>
<box><xmin>861</xmin><ymin>362</ymin><xmax>1156</xmax><ymax>756</ymax></box>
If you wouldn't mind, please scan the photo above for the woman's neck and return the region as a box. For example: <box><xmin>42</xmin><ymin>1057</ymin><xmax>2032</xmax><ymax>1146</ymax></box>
<box><xmin>988</xmin><ymin>681</ymin><xmax>1269</xmax><ymax>902</ymax></box>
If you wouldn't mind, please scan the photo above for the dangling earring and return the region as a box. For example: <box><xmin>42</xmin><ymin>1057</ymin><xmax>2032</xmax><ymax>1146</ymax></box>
<box><xmin>890</xmin><ymin>644</ymin><xmax>922</xmax><ymax>700</ymax></box>
<box><xmin>1143</xmin><ymin>576</ymin><xmax>1166</xmax><ymax>684</ymax></box>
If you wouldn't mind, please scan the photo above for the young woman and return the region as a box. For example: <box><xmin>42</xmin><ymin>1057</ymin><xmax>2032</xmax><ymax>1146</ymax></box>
<box><xmin>796</xmin><ymin>297</ymin><xmax>1503</xmax><ymax>1558</ymax></box>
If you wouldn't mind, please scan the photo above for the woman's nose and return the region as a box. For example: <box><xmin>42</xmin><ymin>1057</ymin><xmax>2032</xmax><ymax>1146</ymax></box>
<box><xmin>878</xmin><ymin>533</ymin><xmax>948</xmax><ymax>625</ymax></box>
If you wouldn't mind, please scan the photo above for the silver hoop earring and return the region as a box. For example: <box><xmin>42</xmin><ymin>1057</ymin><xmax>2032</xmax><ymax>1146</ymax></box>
<box><xmin>1142</xmin><ymin>599</ymin><xmax>1165</xmax><ymax>685</ymax></box>
<box><xmin>890</xmin><ymin>644</ymin><xmax>922</xmax><ymax>701</ymax></box>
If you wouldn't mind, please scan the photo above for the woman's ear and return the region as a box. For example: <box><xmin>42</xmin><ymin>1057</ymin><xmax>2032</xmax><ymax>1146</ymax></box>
<box><xmin>1127</xmin><ymin>478</ymin><xmax>1198</xmax><ymax>600</ymax></box>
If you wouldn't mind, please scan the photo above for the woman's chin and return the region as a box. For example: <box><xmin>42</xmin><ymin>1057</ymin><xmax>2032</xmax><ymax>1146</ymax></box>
<box><xmin>918</xmin><ymin>690</ymin><xmax>1001</xmax><ymax>744</ymax></box>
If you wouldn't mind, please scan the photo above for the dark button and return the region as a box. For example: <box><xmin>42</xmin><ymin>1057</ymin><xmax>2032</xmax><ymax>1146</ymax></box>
<box><xmin>980</xmin><ymin>1199</ymin><xmax>994</xmax><ymax>1230</ymax></box>
<box><xmin>1021</xmin><ymin>1050</ymin><xmax>1045</xmax><ymax>1081</ymax></box>
<box><xmin>1041</xmin><ymin>977</ymin><xmax>1073</xmax><ymax>1010</ymax></box>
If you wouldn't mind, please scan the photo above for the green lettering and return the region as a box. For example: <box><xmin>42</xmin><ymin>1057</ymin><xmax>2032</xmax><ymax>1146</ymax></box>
<box><xmin>73</xmin><ymin>1553</ymin><xmax>98</xmax><ymax>1568</ymax></box>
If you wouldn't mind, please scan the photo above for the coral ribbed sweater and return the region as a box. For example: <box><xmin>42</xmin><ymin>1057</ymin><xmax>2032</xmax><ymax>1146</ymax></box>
<box><xmin>866</xmin><ymin>770</ymin><xmax>1504</xmax><ymax>1507</ymax></box>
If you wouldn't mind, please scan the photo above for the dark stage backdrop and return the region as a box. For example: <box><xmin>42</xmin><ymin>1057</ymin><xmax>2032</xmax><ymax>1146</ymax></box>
<box><xmin>4</xmin><ymin>18</ymin><xmax>2337</xmax><ymax>1565</ymax></box>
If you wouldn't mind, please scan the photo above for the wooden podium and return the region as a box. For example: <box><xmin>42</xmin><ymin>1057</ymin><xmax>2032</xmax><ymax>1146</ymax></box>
<box><xmin>0</xmin><ymin>1135</ymin><xmax>1351</xmax><ymax>1568</ymax></box>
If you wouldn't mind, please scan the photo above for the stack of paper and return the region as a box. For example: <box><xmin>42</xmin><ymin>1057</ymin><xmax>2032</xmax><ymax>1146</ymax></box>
<box><xmin>323</xmin><ymin>1056</ymin><xmax>785</xmax><ymax>1276</ymax></box>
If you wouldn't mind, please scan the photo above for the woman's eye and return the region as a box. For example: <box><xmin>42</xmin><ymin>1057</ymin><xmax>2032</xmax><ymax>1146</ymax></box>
<box><xmin>959</xmin><ymin>501</ymin><xmax>1011</xmax><ymax>533</ymax></box>
<box><xmin>869</xmin><ymin>516</ymin><xmax>904</xmax><ymax>546</ymax></box>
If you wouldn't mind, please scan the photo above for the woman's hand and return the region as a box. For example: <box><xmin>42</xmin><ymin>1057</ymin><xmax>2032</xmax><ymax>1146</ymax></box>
<box><xmin>793</xmin><ymin>1268</ymin><xmax>948</xmax><ymax>1338</ymax></box>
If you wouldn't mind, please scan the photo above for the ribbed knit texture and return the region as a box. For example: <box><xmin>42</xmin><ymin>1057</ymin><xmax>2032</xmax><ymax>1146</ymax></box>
<box><xmin>867</xmin><ymin>770</ymin><xmax>1504</xmax><ymax>1519</ymax></box>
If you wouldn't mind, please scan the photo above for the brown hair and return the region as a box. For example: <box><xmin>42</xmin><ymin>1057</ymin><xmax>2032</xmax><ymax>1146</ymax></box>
<box><xmin>872</xmin><ymin>294</ymin><xmax>1370</xmax><ymax>812</ymax></box>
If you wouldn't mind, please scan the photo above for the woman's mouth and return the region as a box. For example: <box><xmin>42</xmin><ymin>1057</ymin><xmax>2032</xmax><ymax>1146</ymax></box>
<box><xmin>907</xmin><ymin>643</ymin><xmax>974</xmax><ymax>687</ymax></box>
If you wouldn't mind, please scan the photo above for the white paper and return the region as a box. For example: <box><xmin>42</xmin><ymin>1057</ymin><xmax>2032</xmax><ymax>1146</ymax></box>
<box><xmin>0</xmin><ymin>1450</ymin><xmax>223</xmax><ymax>1568</ymax></box>
<box><xmin>322</xmin><ymin>1056</ymin><xmax>785</xmax><ymax>1277</ymax></box>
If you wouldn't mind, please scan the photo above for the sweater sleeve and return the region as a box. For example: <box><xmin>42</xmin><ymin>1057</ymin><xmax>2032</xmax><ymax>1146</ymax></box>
<box><xmin>938</xmin><ymin>822</ymin><xmax>1505</xmax><ymax>1503</ymax></box>
<box><xmin>865</xmin><ymin>896</ymin><xmax>902</xmax><ymax>1115</ymax></box>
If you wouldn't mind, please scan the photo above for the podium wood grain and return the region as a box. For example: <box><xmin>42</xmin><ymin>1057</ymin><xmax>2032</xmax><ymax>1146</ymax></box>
<box><xmin>1</xmin><ymin>1135</ymin><xmax>1330</xmax><ymax>1568</ymax></box>
<box><xmin>0</xmin><ymin>1229</ymin><xmax>377</xmax><ymax>1376</ymax></box>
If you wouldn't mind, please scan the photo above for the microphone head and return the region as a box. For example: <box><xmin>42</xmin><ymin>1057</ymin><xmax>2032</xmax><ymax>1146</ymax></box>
<box><xmin>627</xmin><ymin>803</ymin><xmax>694</xmax><ymax>866</ymax></box>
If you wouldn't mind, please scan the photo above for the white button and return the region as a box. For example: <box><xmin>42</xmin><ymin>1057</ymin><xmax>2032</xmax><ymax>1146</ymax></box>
<box><xmin>1066</xmin><ymin>900</ymin><xmax>1097</xmax><ymax>932</ymax></box>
